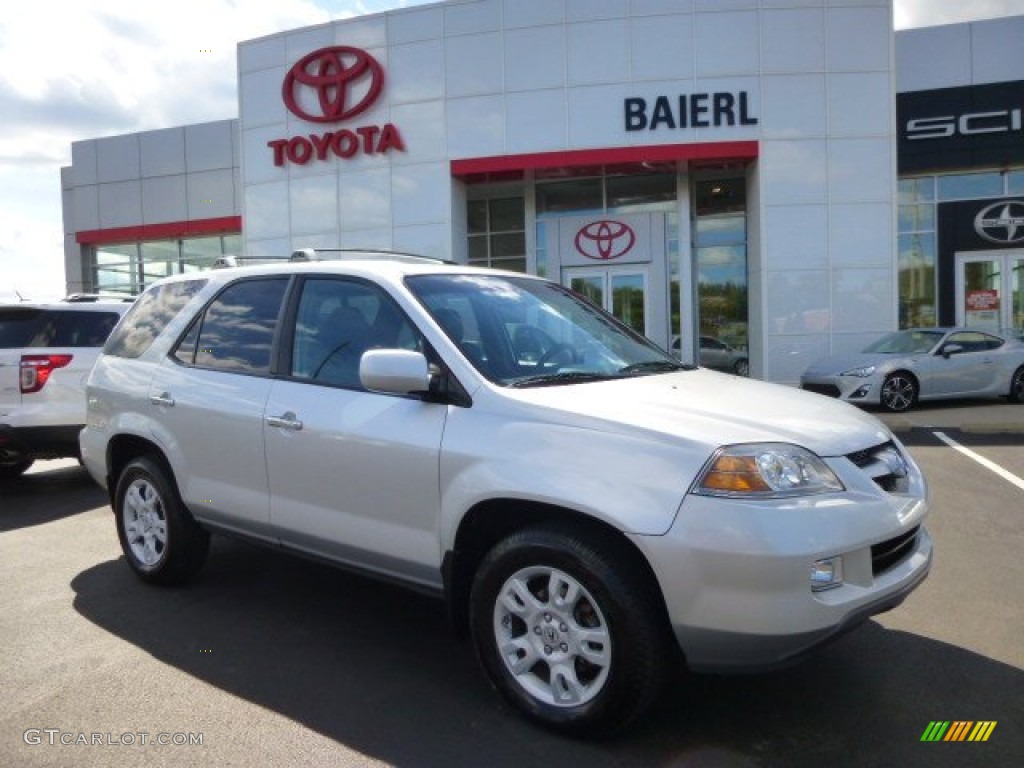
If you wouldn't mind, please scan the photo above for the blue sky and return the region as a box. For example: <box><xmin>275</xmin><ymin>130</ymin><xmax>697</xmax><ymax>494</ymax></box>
<box><xmin>2</xmin><ymin>0</ymin><xmax>1024</xmax><ymax>300</ymax></box>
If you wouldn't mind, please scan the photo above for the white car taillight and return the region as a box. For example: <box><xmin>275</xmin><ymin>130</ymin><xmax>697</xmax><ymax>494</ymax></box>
<box><xmin>19</xmin><ymin>354</ymin><xmax>73</xmax><ymax>394</ymax></box>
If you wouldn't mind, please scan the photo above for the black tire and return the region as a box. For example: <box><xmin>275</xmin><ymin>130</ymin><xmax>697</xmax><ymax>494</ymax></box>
<box><xmin>114</xmin><ymin>456</ymin><xmax>209</xmax><ymax>585</ymax></box>
<box><xmin>880</xmin><ymin>372</ymin><xmax>918</xmax><ymax>412</ymax></box>
<box><xmin>733</xmin><ymin>358</ymin><xmax>749</xmax><ymax>377</ymax></box>
<box><xmin>1009</xmin><ymin>366</ymin><xmax>1024</xmax><ymax>403</ymax></box>
<box><xmin>0</xmin><ymin>451</ymin><xmax>34</xmax><ymax>480</ymax></box>
<box><xmin>469</xmin><ymin>524</ymin><xmax>670</xmax><ymax>735</ymax></box>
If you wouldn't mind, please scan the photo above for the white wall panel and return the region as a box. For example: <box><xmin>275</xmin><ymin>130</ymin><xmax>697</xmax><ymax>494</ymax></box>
<box><xmin>631</xmin><ymin>0</ymin><xmax>694</xmax><ymax>14</ymax></box>
<box><xmin>445</xmin><ymin>32</ymin><xmax>503</xmax><ymax>98</ymax></box>
<box><xmin>390</xmin><ymin>101</ymin><xmax>447</xmax><ymax>164</ymax></box>
<box><xmin>827</xmin><ymin>138</ymin><xmax>891</xmax><ymax>203</ymax></box>
<box><xmin>831</xmin><ymin>268</ymin><xmax>894</xmax><ymax>331</ymax></box>
<box><xmin>761</xmin><ymin>75</ymin><xmax>826</xmax><ymax>138</ymax></box>
<box><xmin>393</xmin><ymin>223</ymin><xmax>452</xmax><ymax>259</ymax></box>
<box><xmin>695</xmin><ymin>11</ymin><xmax>759</xmax><ymax>77</ymax></box>
<box><xmin>503</xmin><ymin>0</ymin><xmax>565</xmax><ymax>29</ymax></box>
<box><xmin>504</xmin><ymin>27</ymin><xmax>566</xmax><ymax>91</ymax></box>
<box><xmin>568</xmin><ymin>84</ymin><xmax>629</xmax><ymax>147</ymax></box>
<box><xmin>764</xmin><ymin>334</ymin><xmax>829</xmax><ymax>384</ymax></box>
<box><xmin>767</xmin><ymin>270</ymin><xmax>830</xmax><ymax>334</ymax></box>
<box><xmin>827</xmin><ymin>72</ymin><xmax>891</xmax><ymax>136</ymax></box>
<box><xmin>338</xmin><ymin>228</ymin><xmax>393</xmax><ymax>250</ymax></box>
<box><xmin>245</xmin><ymin>237</ymin><xmax>291</xmax><ymax>258</ymax></box>
<box><xmin>71</xmin><ymin>141</ymin><xmax>98</xmax><ymax>186</ymax></box>
<box><xmin>388</xmin><ymin>40</ymin><xmax>445</xmax><ymax>103</ymax></box>
<box><xmin>696</xmin><ymin>0</ymin><xmax>756</xmax><ymax>9</ymax></box>
<box><xmin>567</xmin><ymin>0</ymin><xmax>626</xmax><ymax>22</ymax></box>
<box><xmin>289</xmin><ymin>174</ymin><xmax>340</xmax><ymax>236</ymax></box>
<box><xmin>186</xmin><ymin>121</ymin><xmax>236</xmax><ymax>173</ymax></box>
<box><xmin>73</xmin><ymin>185</ymin><xmax>100</xmax><ymax>232</ymax></box>
<box><xmin>244</xmin><ymin>182</ymin><xmax>290</xmax><ymax>240</ymax></box>
<box><xmin>764</xmin><ymin>205</ymin><xmax>828</xmax><ymax>270</ymax></box>
<box><xmin>286</xmin><ymin>25</ymin><xmax>334</xmax><ymax>63</ymax></box>
<box><xmin>692</xmin><ymin>76</ymin><xmax>761</xmax><ymax>142</ymax></box>
<box><xmin>333</xmin><ymin>15</ymin><xmax>387</xmax><ymax>48</ymax></box>
<box><xmin>97</xmin><ymin>135</ymin><xmax>140</xmax><ymax>184</ymax></box>
<box><xmin>339</xmin><ymin>168</ymin><xmax>392</xmax><ymax>231</ymax></box>
<box><xmin>292</xmin><ymin>231</ymin><xmax>342</xmax><ymax>251</ymax></box>
<box><xmin>391</xmin><ymin>163</ymin><xmax>450</xmax><ymax>226</ymax></box>
<box><xmin>971</xmin><ymin>16</ymin><xmax>1024</xmax><ymax>86</ymax></box>
<box><xmin>187</xmin><ymin>169</ymin><xmax>237</xmax><ymax>220</ymax></box>
<box><xmin>568</xmin><ymin>20</ymin><xmax>629</xmax><ymax>85</ymax></box>
<box><xmin>241</xmin><ymin>125</ymin><xmax>289</xmax><ymax>185</ymax></box>
<box><xmin>239</xmin><ymin>35</ymin><xmax>287</xmax><ymax>74</ymax></box>
<box><xmin>142</xmin><ymin>175</ymin><xmax>187</xmax><ymax>224</ymax></box>
<box><xmin>895</xmin><ymin>25</ymin><xmax>970</xmax><ymax>91</ymax></box>
<box><xmin>389</xmin><ymin>6</ymin><xmax>444</xmax><ymax>44</ymax></box>
<box><xmin>445</xmin><ymin>0</ymin><xmax>501</xmax><ymax>35</ymax></box>
<box><xmin>762</xmin><ymin>9</ymin><xmax>824</xmax><ymax>73</ymax></box>
<box><xmin>505</xmin><ymin>90</ymin><xmax>568</xmax><ymax>152</ymax></box>
<box><xmin>98</xmin><ymin>181</ymin><xmax>142</xmax><ymax>228</ymax></box>
<box><xmin>826</xmin><ymin>7</ymin><xmax>890</xmax><ymax>72</ymax></box>
<box><xmin>447</xmin><ymin>95</ymin><xmax>506</xmax><ymax>158</ymax></box>
<box><xmin>761</xmin><ymin>140</ymin><xmax>828</xmax><ymax>205</ymax></box>
<box><xmin>828</xmin><ymin>203</ymin><xmax>891</xmax><ymax>268</ymax></box>
<box><xmin>629</xmin><ymin>14</ymin><xmax>694</xmax><ymax>82</ymax></box>
<box><xmin>241</xmin><ymin>67</ymin><xmax>289</xmax><ymax>128</ymax></box>
<box><xmin>140</xmin><ymin>129</ymin><xmax>186</xmax><ymax>178</ymax></box>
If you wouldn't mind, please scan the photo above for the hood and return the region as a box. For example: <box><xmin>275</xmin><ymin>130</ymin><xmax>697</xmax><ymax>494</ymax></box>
<box><xmin>504</xmin><ymin>369</ymin><xmax>891</xmax><ymax>458</ymax></box>
<box><xmin>802</xmin><ymin>353</ymin><xmax>894</xmax><ymax>377</ymax></box>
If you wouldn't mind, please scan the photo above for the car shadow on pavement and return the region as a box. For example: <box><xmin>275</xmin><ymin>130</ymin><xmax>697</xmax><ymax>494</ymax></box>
<box><xmin>71</xmin><ymin>536</ymin><xmax>1023</xmax><ymax>768</ymax></box>
<box><xmin>0</xmin><ymin>464</ymin><xmax>107</xmax><ymax>533</ymax></box>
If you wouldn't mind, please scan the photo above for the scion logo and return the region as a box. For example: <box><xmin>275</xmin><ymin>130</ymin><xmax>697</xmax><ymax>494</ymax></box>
<box><xmin>282</xmin><ymin>46</ymin><xmax>384</xmax><ymax>123</ymax></box>
<box><xmin>268</xmin><ymin>45</ymin><xmax>404</xmax><ymax>167</ymax></box>
<box><xmin>974</xmin><ymin>201</ymin><xmax>1024</xmax><ymax>245</ymax></box>
<box><xmin>575</xmin><ymin>220</ymin><xmax>636</xmax><ymax>261</ymax></box>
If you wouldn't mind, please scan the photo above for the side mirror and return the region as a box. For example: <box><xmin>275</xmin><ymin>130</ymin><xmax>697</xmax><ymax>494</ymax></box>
<box><xmin>941</xmin><ymin>343</ymin><xmax>963</xmax><ymax>359</ymax></box>
<box><xmin>360</xmin><ymin>349</ymin><xmax>431</xmax><ymax>395</ymax></box>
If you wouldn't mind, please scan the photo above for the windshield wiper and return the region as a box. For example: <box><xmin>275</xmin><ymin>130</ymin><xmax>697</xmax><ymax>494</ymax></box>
<box><xmin>509</xmin><ymin>371</ymin><xmax>616</xmax><ymax>388</ymax></box>
<box><xmin>618</xmin><ymin>361</ymin><xmax>688</xmax><ymax>375</ymax></box>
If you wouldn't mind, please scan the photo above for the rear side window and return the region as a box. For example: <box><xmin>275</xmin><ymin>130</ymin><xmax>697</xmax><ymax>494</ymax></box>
<box><xmin>0</xmin><ymin>308</ymin><xmax>120</xmax><ymax>347</ymax></box>
<box><xmin>173</xmin><ymin>278</ymin><xmax>288</xmax><ymax>374</ymax></box>
<box><xmin>105</xmin><ymin>280</ymin><xmax>207</xmax><ymax>358</ymax></box>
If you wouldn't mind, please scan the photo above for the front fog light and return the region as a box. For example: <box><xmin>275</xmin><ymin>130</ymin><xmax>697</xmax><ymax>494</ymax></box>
<box><xmin>810</xmin><ymin>556</ymin><xmax>844</xmax><ymax>591</ymax></box>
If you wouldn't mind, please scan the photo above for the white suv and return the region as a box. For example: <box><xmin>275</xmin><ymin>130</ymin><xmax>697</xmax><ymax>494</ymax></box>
<box><xmin>0</xmin><ymin>297</ymin><xmax>131</xmax><ymax>479</ymax></box>
<box><xmin>80</xmin><ymin>255</ymin><xmax>932</xmax><ymax>734</ymax></box>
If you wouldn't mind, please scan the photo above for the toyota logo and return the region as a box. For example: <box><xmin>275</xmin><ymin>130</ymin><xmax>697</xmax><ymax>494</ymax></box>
<box><xmin>283</xmin><ymin>46</ymin><xmax>384</xmax><ymax>124</ymax></box>
<box><xmin>974</xmin><ymin>201</ymin><xmax>1024</xmax><ymax>245</ymax></box>
<box><xmin>574</xmin><ymin>220</ymin><xmax>636</xmax><ymax>261</ymax></box>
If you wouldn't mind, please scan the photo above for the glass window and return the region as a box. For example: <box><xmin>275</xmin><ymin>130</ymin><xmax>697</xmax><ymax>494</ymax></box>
<box><xmin>46</xmin><ymin>311</ymin><xmax>122</xmax><ymax>347</ymax></box>
<box><xmin>1008</xmin><ymin>170</ymin><xmax>1024</xmax><ymax>195</ymax></box>
<box><xmin>937</xmin><ymin>172</ymin><xmax>1003</xmax><ymax>201</ymax></box>
<box><xmin>290</xmin><ymin>278</ymin><xmax>421</xmax><ymax>388</ymax></box>
<box><xmin>695</xmin><ymin>214</ymin><xmax>746</xmax><ymax>247</ymax></box>
<box><xmin>467</xmin><ymin>200</ymin><xmax>488</xmax><ymax>235</ymax></box>
<box><xmin>695</xmin><ymin>178</ymin><xmax>746</xmax><ymax>215</ymax></box>
<box><xmin>105</xmin><ymin>279</ymin><xmax>208</xmax><ymax>358</ymax></box>
<box><xmin>536</xmin><ymin>178</ymin><xmax>603</xmax><ymax>215</ymax></box>
<box><xmin>182</xmin><ymin>237</ymin><xmax>226</xmax><ymax>272</ymax></box>
<box><xmin>898</xmin><ymin>233</ymin><xmax>936</xmax><ymax>328</ymax></box>
<box><xmin>466</xmin><ymin>196</ymin><xmax>526</xmax><ymax>272</ymax></box>
<box><xmin>607</xmin><ymin>173</ymin><xmax>675</xmax><ymax>212</ymax></box>
<box><xmin>489</xmin><ymin>198</ymin><xmax>524</xmax><ymax>232</ymax></box>
<box><xmin>898</xmin><ymin>177</ymin><xmax>935</xmax><ymax>204</ymax></box>
<box><xmin>95</xmin><ymin>244</ymin><xmax>140</xmax><ymax>295</ymax></box>
<box><xmin>898</xmin><ymin>204</ymin><xmax>935</xmax><ymax>233</ymax></box>
<box><xmin>171</xmin><ymin>279</ymin><xmax>285</xmax><ymax>373</ymax></box>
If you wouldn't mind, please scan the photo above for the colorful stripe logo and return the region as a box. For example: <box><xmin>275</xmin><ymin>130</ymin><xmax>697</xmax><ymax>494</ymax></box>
<box><xmin>921</xmin><ymin>721</ymin><xmax>997</xmax><ymax>742</ymax></box>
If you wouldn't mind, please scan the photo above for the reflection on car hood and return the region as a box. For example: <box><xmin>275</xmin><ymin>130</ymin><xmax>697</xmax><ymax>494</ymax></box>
<box><xmin>802</xmin><ymin>353</ymin><xmax>906</xmax><ymax>377</ymax></box>
<box><xmin>507</xmin><ymin>368</ymin><xmax>891</xmax><ymax>457</ymax></box>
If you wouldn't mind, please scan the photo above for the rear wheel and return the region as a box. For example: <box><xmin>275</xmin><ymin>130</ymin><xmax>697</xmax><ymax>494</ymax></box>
<box><xmin>0</xmin><ymin>449</ymin><xmax>33</xmax><ymax>480</ymax></box>
<box><xmin>469</xmin><ymin>525</ymin><xmax>670</xmax><ymax>735</ymax></box>
<box><xmin>880</xmin><ymin>372</ymin><xmax>918</xmax><ymax>412</ymax></box>
<box><xmin>1009</xmin><ymin>366</ymin><xmax>1024</xmax><ymax>403</ymax></box>
<box><xmin>114</xmin><ymin>457</ymin><xmax>209</xmax><ymax>585</ymax></box>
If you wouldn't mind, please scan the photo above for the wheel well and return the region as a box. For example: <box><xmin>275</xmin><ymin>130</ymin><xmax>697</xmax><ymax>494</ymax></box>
<box><xmin>885</xmin><ymin>369</ymin><xmax>919</xmax><ymax>389</ymax></box>
<box><xmin>106</xmin><ymin>434</ymin><xmax>172</xmax><ymax>507</ymax></box>
<box><xmin>443</xmin><ymin>499</ymin><xmax>671</xmax><ymax>640</ymax></box>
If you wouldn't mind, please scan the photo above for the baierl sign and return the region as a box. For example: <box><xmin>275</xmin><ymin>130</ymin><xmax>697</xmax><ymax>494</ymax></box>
<box><xmin>267</xmin><ymin>46</ymin><xmax>405</xmax><ymax>166</ymax></box>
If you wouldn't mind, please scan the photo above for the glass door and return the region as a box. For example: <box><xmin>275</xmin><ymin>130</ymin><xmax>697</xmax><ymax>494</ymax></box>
<box><xmin>564</xmin><ymin>268</ymin><xmax>649</xmax><ymax>337</ymax></box>
<box><xmin>956</xmin><ymin>251</ymin><xmax>1024</xmax><ymax>336</ymax></box>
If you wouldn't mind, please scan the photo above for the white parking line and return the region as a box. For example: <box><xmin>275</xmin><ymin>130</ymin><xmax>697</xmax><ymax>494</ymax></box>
<box><xmin>932</xmin><ymin>431</ymin><xmax>1024</xmax><ymax>492</ymax></box>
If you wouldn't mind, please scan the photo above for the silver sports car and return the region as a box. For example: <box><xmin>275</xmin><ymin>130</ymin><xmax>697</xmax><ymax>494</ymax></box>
<box><xmin>801</xmin><ymin>328</ymin><xmax>1024</xmax><ymax>412</ymax></box>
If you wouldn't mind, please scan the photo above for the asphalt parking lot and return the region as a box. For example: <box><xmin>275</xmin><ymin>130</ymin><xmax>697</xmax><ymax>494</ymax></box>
<box><xmin>1</xmin><ymin>401</ymin><xmax>1022</xmax><ymax>767</ymax></box>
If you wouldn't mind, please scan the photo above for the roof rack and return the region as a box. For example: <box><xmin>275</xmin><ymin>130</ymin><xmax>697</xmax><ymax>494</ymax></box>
<box><xmin>289</xmin><ymin>248</ymin><xmax>454</xmax><ymax>265</ymax></box>
<box><xmin>61</xmin><ymin>293</ymin><xmax>136</xmax><ymax>303</ymax></box>
<box><xmin>211</xmin><ymin>255</ymin><xmax>292</xmax><ymax>269</ymax></box>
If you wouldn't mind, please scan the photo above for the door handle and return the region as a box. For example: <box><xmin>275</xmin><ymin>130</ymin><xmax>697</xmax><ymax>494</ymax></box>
<box><xmin>266</xmin><ymin>412</ymin><xmax>303</xmax><ymax>431</ymax></box>
<box><xmin>149</xmin><ymin>393</ymin><xmax>175</xmax><ymax>407</ymax></box>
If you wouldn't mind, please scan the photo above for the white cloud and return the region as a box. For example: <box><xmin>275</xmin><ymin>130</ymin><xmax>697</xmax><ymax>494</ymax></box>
<box><xmin>895</xmin><ymin>0</ymin><xmax>1024</xmax><ymax>28</ymax></box>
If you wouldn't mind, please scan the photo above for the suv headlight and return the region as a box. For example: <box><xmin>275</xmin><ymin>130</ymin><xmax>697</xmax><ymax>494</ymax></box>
<box><xmin>840</xmin><ymin>365</ymin><xmax>876</xmax><ymax>378</ymax></box>
<box><xmin>693</xmin><ymin>443</ymin><xmax>844</xmax><ymax>499</ymax></box>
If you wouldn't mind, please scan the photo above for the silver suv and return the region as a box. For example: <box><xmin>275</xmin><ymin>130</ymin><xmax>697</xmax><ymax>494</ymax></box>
<box><xmin>0</xmin><ymin>297</ymin><xmax>131</xmax><ymax>479</ymax></box>
<box><xmin>80</xmin><ymin>254</ymin><xmax>932</xmax><ymax>734</ymax></box>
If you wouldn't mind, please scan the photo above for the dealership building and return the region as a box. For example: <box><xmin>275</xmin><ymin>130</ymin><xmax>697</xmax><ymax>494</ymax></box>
<box><xmin>60</xmin><ymin>1</ymin><xmax>1024</xmax><ymax>383</ymax></box>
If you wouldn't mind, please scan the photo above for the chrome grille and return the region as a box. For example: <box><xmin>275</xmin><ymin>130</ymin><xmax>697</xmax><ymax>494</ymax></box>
<box><xmin>871</xmin><ymin>526</ymin><xmax>920</xmax><ymax>576</ymax></box>
<box><xmin>847</xmin><ymin>441</ymin><xmax>909</xmax><ymax>493</ymax></box>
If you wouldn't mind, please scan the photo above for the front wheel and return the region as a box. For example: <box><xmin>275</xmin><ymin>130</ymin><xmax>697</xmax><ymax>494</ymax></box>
<box><xmin>1009</xmin><ymin>366</ymin><xmax>1024</xmax><ymax>403</ymax></box>
<box><xmin>880</xmin><ymin>372</ymin><xmax>918</xmax><ymax>412</ymax></box>
<box><xmin>114</xmin><ymin>457</ymin><xmax>209</xmax><ymax>585</ymax></box>
<box><xmin>469</xmin><ymin>525</ymin><xmax>670</xmax><ymax>735</ymax></box>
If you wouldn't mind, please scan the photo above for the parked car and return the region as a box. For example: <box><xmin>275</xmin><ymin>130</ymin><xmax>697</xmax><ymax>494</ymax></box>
<box><xmin>670</xmin><ymin>335</ymin><xmax>749</xmax><ymax>376</ymax></box>
<box><xmin>0</xmin><ymin>296</ymin><xmax>132</xmax><ymax>479</ymax></box>
<box><xmin>80</xmin><ymin>254</ymin><xmax>931</xmax><ymax>734</ymax></box>
<box><xmin>801</xmin><ymin>328</ymin><xmax>1024</xmax><ymax>412</ymax></box>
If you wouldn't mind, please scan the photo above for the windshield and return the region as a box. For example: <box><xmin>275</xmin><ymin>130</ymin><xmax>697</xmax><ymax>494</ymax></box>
<box><xmin>862</xmin><ymin>330</ymin><xmax>945</xmax><ymax>355</ymax></box>
<box><xmin>405</xmin><ymin>274</ymin><xmax>684</xmax><ymax>387</ymax></box>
